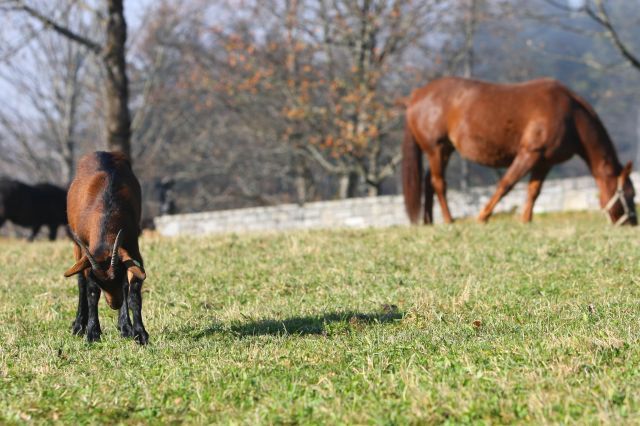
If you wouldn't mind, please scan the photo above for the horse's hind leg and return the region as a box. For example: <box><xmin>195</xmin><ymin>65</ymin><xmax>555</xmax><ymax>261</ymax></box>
<box><xmin>521</xmin><ymin>164</ymin><xmax>550</xmax><ymax>223</ymax></box>
<box><xmin>423</xmin><ymin>169</ymin><xmax>434</xmax><ymax>224</ymax></box>
<box><xmin>427</xmin><ymin>143</ymin><xmax>454</xmax><ymax>223</ymax></box>
<box><xmin>477</xmin><ymin>150</ymin><xmax>542</xmax><ymax>223</ymax></box>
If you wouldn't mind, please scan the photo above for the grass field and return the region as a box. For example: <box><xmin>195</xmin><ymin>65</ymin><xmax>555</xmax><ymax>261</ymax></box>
<box><xmin>1</xmin><ymin>211</ymin><xmax>640</xmax><ymax>424</ymax></box>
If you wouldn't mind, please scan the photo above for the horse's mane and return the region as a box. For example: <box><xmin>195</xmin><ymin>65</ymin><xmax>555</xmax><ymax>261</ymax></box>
<box><xmin>569</xmin><ymin>89</ymin><xmax>622</xmax><ymax>174</ymax></box>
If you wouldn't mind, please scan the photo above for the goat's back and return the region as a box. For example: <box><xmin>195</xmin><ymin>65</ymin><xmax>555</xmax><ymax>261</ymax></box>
<box><xmin>67</xmin><ymin>152</ymin><xmax>141</xmax><ymax>242</ymax></box>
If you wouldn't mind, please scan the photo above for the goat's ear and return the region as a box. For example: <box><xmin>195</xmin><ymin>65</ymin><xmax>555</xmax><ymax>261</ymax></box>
<box><xmin>127</xmin><ymin>265</ymin><xmax>146</xmax><ymax>283</ymax></box>
<box><xmin>118</xmin><ymin>247</ymin><xmax>146</xmax><ymax>283</ymax></box>
<box><xmin>64</xmin><ymin>256</ymin><xmax>90</xmax><ymax>277</ymax></box>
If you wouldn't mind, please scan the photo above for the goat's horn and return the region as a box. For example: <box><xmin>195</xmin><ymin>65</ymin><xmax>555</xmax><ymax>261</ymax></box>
<box><xmin>70</xmin><ymin>231</ymin><xmax>100</xmax><ymax>272</ymax></box>
<box><xmin>110</xmin><ymin>229</ymin><xmax>124</xmax><ymax>271</ymax></box>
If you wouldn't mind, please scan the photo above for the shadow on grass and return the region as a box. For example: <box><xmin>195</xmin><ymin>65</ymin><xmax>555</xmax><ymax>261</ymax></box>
<box><xmin>194</xmin><ymin>307</ymin><xmax>403</xmax><ymax>339</ymax></box>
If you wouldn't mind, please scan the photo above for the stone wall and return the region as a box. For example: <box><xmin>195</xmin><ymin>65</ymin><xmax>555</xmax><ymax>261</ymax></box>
<box><xmin>154</xmin><ymin>173</ymin><xmax>640</xmax><ymax>237</ymax></box>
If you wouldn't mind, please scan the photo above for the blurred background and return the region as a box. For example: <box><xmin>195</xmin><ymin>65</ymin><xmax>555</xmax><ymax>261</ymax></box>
<box><xmin>0</xmin><ymin>0</ymin><xmax>638</xmax><ymax>226</ymax></box>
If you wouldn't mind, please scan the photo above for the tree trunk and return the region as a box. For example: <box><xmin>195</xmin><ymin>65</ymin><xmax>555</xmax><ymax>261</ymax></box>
<box><xmin>11</xmin><ymin>0</ymin><xmax>133</xmax><ymax>161</ymax></box>
<box><xmin>295</xmin><ymin>175</ymin><xmax>307</xmax><ymax>205</ymax></box>
<box><xmin>460</xmin><ymin>0</ymin><xmax>477</xmax><ymax>192</ymax></box>
<box><xmin>338</xmin><ymin>172</ymin><xmax>359</xmax><ymax>199</ymax></box>
<box><xmin>367</xmin><ymin>181</ymin><xmax>379</xmax><ymax>197</ymax></box>
<box><xmin>104</xmin><ymin>0</ymin><xmax>131</xmax><ymax>159</ymax></box>
<box><xmin>60</xmin><ymin>53</ymin><xmax>82</xmax><ymax>184</ymax></box>
<box><xmin>293</xmin><ymin>153</ymin><xmax>314</xmax><ymax>205</ymax></box>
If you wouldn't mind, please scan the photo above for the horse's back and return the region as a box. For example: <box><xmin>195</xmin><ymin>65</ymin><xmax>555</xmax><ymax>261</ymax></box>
<box><xmin>407</xmin><ymin>77</ymin><xmax>581</xmax><ymax>166</ymax></box>
<box><xmin>412</xmin><ymin>77</ymin><xmax>574</xmax><ymax>111</ymax></box>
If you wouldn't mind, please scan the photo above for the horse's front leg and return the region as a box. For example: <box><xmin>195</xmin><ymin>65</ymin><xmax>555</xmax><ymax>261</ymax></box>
<box><xmin>478</xmin><ymin>150</ymin><xmax>541</xmax><ymax>223</ymax></box>
<box><xmin>521</xmin><ymin>165</ymin><xmax>550</xmax><ymax>223</ymax></box>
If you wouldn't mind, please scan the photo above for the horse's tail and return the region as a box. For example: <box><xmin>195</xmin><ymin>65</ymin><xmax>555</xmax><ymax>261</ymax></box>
<box><xmin>402</xmin><ymin>120</ymin><xmax>423</xmax><ymax>224</ymax></box>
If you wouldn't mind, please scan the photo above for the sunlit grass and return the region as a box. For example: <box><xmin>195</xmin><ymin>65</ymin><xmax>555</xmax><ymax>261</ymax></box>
<box><xmin>1</xmin><ymin>211</ymin><xmax>640</xmax><ymax>423</ymax></box>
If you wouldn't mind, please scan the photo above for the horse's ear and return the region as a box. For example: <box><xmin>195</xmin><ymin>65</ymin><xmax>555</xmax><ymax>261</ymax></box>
<box><xmin>621</xmin><ymin>161</ymin><xmax>633</xmax><ymax>181</ymax></box>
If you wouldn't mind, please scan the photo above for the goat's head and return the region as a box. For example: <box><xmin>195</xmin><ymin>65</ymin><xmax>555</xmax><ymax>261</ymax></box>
<box><xmin>63</xmin><ymin>230</ymin><xmax>146</xmax><ymax>309</ymax></box>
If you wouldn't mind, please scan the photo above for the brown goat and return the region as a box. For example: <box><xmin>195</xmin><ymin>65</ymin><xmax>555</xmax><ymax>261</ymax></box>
<box><xmin>64</xmin><ymin>151</ymin><xmax>148</xmax><ymax>344</ymax></box>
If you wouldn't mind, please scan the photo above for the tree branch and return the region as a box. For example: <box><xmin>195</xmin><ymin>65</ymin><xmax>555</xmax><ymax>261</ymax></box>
<box><xmin>12</xmin><ymin>1</ymin><xmax>103</xmax><ymax>55</ymax></box>
<box><xmin>585</xmin><ymin>1</ymin><xmax>640</xmax><ymax>70</ymax></box>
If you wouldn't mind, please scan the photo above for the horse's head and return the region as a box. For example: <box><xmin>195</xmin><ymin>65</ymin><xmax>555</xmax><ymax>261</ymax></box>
<box><xmin>602</xmin><ymin>161</ymin><xmax>637</xmax><ymax>226</ymax></box>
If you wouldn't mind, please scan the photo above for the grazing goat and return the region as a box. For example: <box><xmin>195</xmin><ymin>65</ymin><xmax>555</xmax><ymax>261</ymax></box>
<box><xmin>0</xmin><ymin>178</ymin><xmax>67</xmax><ymax>241</ymax></box>
<box><xmin>63</xmin><ymin>151</ymin><xmax>148</xmax><ymax>344</ymax></box>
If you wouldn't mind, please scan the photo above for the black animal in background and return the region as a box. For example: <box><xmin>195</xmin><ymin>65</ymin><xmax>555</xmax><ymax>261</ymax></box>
<box><xmin>0</xmin><ymin>178</ymin><xmax>68</xmax><ymax>241</ymax></box>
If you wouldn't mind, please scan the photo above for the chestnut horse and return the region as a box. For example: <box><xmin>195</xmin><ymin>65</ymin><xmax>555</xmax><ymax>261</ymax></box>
<box><xmin>402</xmin><ymin>77</ymin><xmax>637</xmax><ymax>225</ymax></box>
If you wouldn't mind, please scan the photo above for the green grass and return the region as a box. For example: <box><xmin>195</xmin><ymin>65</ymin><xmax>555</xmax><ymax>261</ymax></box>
<box><xmin>1</xmin><ymin>211</ymin><xmax>640</xmax><ymax>424</ymax></box>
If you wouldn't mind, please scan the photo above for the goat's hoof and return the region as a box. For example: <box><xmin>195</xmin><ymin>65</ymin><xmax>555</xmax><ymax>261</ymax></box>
<box><xmin>86</xmin><ymin>328</ymin><xmax>101</xmax><ymax>343</ymax></box>
<box><xmin>133</xmin><ymin>328</ymin><xmax>149</xmax><ymax>345</ymax></box>
<box><xmin>71</xmin><ymin>321</ymin><xmax>86</xmax><ymax>336</ymax></box>
<box><xmin>119</xmin><ymin>324</ymin><xmax>134</xmax><ymax>338</ymax></box>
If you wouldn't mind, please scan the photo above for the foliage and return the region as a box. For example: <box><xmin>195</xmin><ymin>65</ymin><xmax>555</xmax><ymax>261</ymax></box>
<box><xmin>178</xmin><ymin>0</ymin><xmax>450</xmax><ymax>199</ymax></box>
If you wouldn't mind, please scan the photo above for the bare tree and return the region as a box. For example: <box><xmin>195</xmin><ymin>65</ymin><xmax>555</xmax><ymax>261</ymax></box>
<box><xmin>204</xmin><ymin>0</ymin><xmax>448</xmax><ymax>198</ymax></box>
<box><xmin>123</xmin><ymin>2</ymin><xmax>295</xmax><ymax>214</ymax></box>
<box><xmin>2</xmin><ymin>0</ymin><xmax>133</xmax><ymax>159</ymax></box>
<box><xmin>459</xmin><ymin>0</ymin><xmax>479</xmax><ymax>192</ymax></box>
<box><xmin>542</xmin><ymin>0</ymin><xmax>640</xmax><ymax>71</ymax></box>
<box><xmin>0</xmin><ymin>10</ymin><xmax>93</xmax><ymax>184</ymax></box>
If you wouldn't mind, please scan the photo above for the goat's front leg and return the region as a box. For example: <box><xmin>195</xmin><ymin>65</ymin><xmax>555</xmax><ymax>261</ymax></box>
<box><xmin>86</xmin><ymin>279</ymin><xmax>102</xmax><ymax>342</ymax></box>
<box><xmin>129</xmin><ymin>279</ymin><xmax>149</xmax><ymax>345</ymax></box>
<box><xmin>118</xmin><ymin>280</ymin><xmax>134</xmax><ymax>338</ymax></box>
<box><xmin>71</xmin><ymin>274</ymin><xmax>88</xmax><ymax>335</ymax></box>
